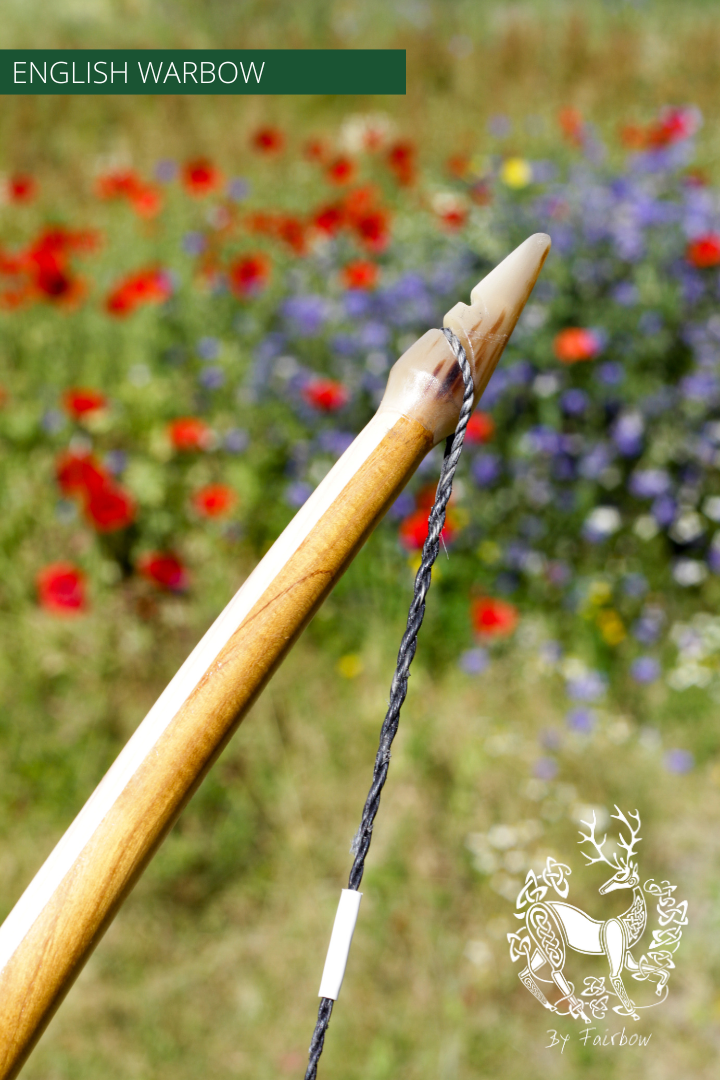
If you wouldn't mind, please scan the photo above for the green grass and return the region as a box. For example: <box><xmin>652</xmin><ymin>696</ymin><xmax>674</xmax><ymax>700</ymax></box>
<box><xmin>2</xmin><ymin>1</ymin><xmax>720</xmax><ymax>1076</ymax></box>
<box><xmin>12</xmin><ymin>621</ymin><xmax>720</xmax><ymax>1079</ymax></box>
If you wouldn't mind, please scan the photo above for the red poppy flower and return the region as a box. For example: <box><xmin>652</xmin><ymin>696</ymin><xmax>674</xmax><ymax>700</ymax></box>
<box><xmin>192</xmin><ymin>483</ymin><xmax>237</xmax><ymax>518</ymax></box>
<box><xmin>8</xmin><ymin>175</ymin><xmax>37</xmax><ymax>203</ymax></box>
<box><xmin>302</xmin><ymin>378</ymin><xmax>349</xmax><ymax>412</ymax></box>
<box><xmin>34</xmin><ymin>259</ymin><xmax>75</xmax><ymax>300</ymax></box>
<box><xmin>686</xmin><ymin>233</ymin><xmax>720</xmax><ymax>269</ymax></box>
<box><xmin>168</xmin><ymin>417</ymin><xmax>212</xmax><ymax>452</ymax></box>
<box><xmin>465</xmin><ymin>411</ymin><xmax>495</xmax><ymax>444</ymax></box>
<box><xmin>251</xmin><ymin>126</ymin><xmax>285</xmax><ymax>154</ymax></box>
<box><xmin>182</xmin><ymin>158</ymin><xmax>222</xmax><ymax>196</ymax></box>
<box><xmin>276</xmin><ymin>216</ymin><xmax>307</xmax><ymax>256</ymax></box>
<box><xmin>437</xmin><ymin>204</ymin><xmax>468</xmax><ymax>231</ymax></box>
<box><xmin>28</xmin><ymin>240</ymin><xmax>82</xmax><ymax>302</ymax></box>
<box><xmin>37</xmin><ymin>562</ymin><xmax>86</xmax><ymax>615</ymax></box>
<box><xmin>31</xmin><ymin>225</ymin><xmax>98</xmax><ymax>259</ymax></box>
<box><xmin>553</xmin><ymin>327</ymin><xmax>602</xmax><ymax>364</ymax></box>
<box><xmin>96</xmin><ymin>169</ymin><xmax>141</xmax><ymax>199</ymax></box>
<box><xmin>326</xmin><ymin>156</ymin><xmax>356</xmax><ymax>185</ymax></box>
<box><xmin>0</xmin><ymin>225</ymin><xmax>97</xmax><ymax>309</ymax></box>
<box><xmin>313</xmin><ymin>203</ymin><xmax>345</xmax><ymax>235</ymax></box>
<box><xmin>97</xmin><ymin>168</ymin><xmax>162</xmax><ymax>216</ymax></box>
<box><xmin>138</xmin><ymin>552</ymin><xmax>188</xmax><ymax>592</ymax></box>
<box><xmin>84</xmin><ymin>484</ymin><xmax>135</xmax><ymax>532</ymax></box>
<box><xmin>109</xmin><ymin>267</ymin><xmax>170</xmax><ymax>311</ymax></box>
<box><xmin>105</xmin><ymin>286</ymin><xmax>134</xmax><ymax>315</ymax></box>
<box><xmin>0</xmin><ymin>386</ymin><xmax>7</xmax><ymax>407</ymax></box>
<box><xmin>386</xmin><ymin>141</ymin><xmax>416</xmax><ymax>186</ymax></box>
<box><xmin>647</xmin><ymin>106</ymin><xmax>700</xmax><ymax>149</ymax></box>
<box><xmin>343</xmin><ymin>185</ymin><xmax>380</xmax><ymax>217</ymax></box>
<box><xmin>399</xmin><ymin>508</ymin><xmax>456</xmax><ymax>551</ymax></box>
<box><xmin>341</xmin><ymin>259</ymin><xmax>378</xmax><ymax>290</ymax></box>
<box><xmin>55</xmin><ymin>447</ymin><xmax>133</xmax><ymax>532</ymax></box>
<box><xmin>353</xmin><ymin>208</ymin><xmax>391</xmax><ymax>253</ymax></box>
<box><xmin>62</xmin><ymin>387</ymin><xmax>107</xmax><ymax>420</ymax></box>
<box><xmin>228</xmin><ymin>253</ymin><xmax>270</xmax><ymax>297</ymax></box>
<box><xmin>471</xmin><ymin>596</ymin><xmax>518</xmax><ymax>638</ymax></box>
<box><xmin>96</xmin><ymin>169</ymin><xmax>148</xmax><ymax>205</ymax></box>
<box><xmin>245</xmin><ymin>209</ymin><xmax>305</xmax><ymax>253</ymax></box>
<box><xmin>130</xmin><ymin>186</ymin><xmax>163</xmax><ymax>218</ymax></box>
<box><xmin>558</xmin><ymin>107</ymin><xmax>584</xmax><ymax>146</ymax></box>
<box><xmin>105</xmin><ymin>267</ymin><xmax>171</xmax><ymax>316</ymax></box>
<box><xmin>55</xmin><ymin>451</ymin><xmax>109</xmax><ymax>497</ymax></box>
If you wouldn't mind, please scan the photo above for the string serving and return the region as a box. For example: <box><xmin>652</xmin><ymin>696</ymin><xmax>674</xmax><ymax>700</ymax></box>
<box><xmin>303</xmin><ymin>328</ymin><xmax>475</xmax><ymax>1079</ymax></box>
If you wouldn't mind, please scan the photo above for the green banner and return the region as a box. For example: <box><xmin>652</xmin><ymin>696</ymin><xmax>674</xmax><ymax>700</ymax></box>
<box><xmin>0</xmin><ymin>50</ymin><xmax>406</xmax><ymax>95</ymax></box>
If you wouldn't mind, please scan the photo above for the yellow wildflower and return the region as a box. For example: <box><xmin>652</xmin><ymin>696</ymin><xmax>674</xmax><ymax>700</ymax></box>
<box><xmin>500</xmin><ymin>157</ymin><xmax>533</xmax><ymax>189</ymax></box>
<box><xmin>337</xmin><ymin>654</ymin><xmax>364</xmax><ymax>679</ymax></box>
<box><xmin>597</xmin><ymin>609</ymin><xmax>626</xmax><ymax>646</ymax></box>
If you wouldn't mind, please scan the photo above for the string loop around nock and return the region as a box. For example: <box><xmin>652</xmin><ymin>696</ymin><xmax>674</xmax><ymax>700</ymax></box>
<box><xmin>303</xmin><ymin>328</ymin><xmax>475</xmax><ymax>1080</ymax></box>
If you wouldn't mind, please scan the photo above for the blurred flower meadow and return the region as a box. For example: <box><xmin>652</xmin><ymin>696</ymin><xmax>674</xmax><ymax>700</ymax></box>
<box><xmin>3</xmin><ymin>103</ymin><xmax>719</xmax><ymax>779</ymax></box>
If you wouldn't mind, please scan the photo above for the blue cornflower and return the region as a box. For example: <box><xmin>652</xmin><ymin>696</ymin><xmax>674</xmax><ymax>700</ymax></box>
<box><xmin>630</xmin><ymin>656</ymin><xmax>661</xmax><ymax>684</ymax></box>
<box><xmin>459</xmin><ymin>648</ymin><xmax>490</xmax><ymax>676</ymax></box>
<box><xmin>663</xmin><ymin>749</ymin><xmax>694</xmax><ymax>774</ymax></box>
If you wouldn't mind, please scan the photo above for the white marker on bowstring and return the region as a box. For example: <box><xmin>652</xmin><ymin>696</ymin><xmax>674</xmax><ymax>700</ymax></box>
<box><xmin>318</xmin><ymin>889</ymin><xmax>362</xmax><ymax>1000</ymax></box>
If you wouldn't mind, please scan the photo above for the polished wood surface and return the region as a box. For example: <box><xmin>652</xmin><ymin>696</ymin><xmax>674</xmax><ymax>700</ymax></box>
<box><xmin>0</xmin><ymin>414</ymin><xmax>433</xmax><ymax>1079</ymax></box>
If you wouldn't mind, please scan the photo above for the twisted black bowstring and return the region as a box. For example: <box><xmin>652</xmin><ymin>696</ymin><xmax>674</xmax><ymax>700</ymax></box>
<box><xmin>303</xmin><ymin>328</ymin><xmax>474</xmax><ymax>1080</ymax></box>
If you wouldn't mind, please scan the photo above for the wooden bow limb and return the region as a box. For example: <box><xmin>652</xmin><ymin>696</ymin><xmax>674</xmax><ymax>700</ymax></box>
<box><xmin>0</xmin><ymin>233</ymin><xmax>549</xmax><ymax>1077</ymax></box>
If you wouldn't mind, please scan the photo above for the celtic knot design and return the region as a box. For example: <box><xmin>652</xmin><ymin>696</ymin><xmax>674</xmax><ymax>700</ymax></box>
<box><xmin>542</xmin><ymin>858</ymin><xmax>571</xmax><ymax>898</ymax></box>
<box><xmin>506</xmin><ymin>809</ymin><xmax>688</xmax><ymax>1023</ymax></box>
<box><xmin>621</xmin><ymin>893</ymin><xmax>647</xmax><ymax>940</ymax></box>
<box><xmin>528</xmin><ymin>907</ymin><xmax>563</xmax><ymax>969</ymax></box>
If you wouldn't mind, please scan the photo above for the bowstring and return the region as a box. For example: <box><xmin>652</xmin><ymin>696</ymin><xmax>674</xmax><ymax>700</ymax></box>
<box><xmin>303</xmin><ymin>328</ymin><xmax>475</xmax><ymax>1080</ymax></box>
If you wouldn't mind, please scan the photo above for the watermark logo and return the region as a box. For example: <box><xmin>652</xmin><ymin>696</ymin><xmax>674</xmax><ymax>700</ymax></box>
<box><xmin>507</xmin><ymin>807</ymin><xmax>688</xmax><ymax>1023</ymax></box>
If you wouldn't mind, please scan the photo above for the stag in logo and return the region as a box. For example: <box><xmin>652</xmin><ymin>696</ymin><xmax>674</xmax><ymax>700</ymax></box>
<box><xmin>507</xmin><ymin>807</ymin><xmax>688</xmax><ymax>1022</ymax></box>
